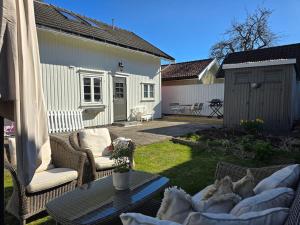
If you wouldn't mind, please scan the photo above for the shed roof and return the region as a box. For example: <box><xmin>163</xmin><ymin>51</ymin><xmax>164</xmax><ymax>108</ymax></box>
<box><xmin>161</xmin><ymin>58</ymin><xmax>214</xmax><ymax>81</ymax></box>
<box><xmin>34</xmin><ymin>1</ymin><xmax>174</xmax><ymax>61</ymax></box>
<box><xmin>217</xmin><ymin>43</ymin><xmax>300</xmax><ymax>78</ymax></box>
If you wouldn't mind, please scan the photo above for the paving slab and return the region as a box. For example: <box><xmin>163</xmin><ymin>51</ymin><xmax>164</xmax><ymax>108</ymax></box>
<box><xmin>108</xmin><ymin>119</ymin><xmax>221</xmax><ymax>146</ymax></box>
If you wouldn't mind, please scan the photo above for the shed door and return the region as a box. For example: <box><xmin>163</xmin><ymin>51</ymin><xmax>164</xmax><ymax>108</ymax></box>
<box><xmin>248</xmin><ymin>71</ymin><xmax>284</xmax><ymax>129</ymax></box>
<box><xmin>113</xmin><ymin>77</ymin><xmax>127</xmax><ymax>121</ymax></box>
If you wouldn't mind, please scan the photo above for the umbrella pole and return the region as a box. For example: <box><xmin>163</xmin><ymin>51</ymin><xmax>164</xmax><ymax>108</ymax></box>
<box><xmin>0</xmin><ymin>116</ymin><xmax>4</xmax><ymax>225</ymax></box>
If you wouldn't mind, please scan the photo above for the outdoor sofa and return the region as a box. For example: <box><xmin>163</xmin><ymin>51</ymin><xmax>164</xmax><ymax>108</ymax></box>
<box><xmin>121</xmin><ymin>162</ymin><xmax>300</xmax><ymax>225</ymax></box>
<box><xmin>69</xmin><ymin>127</ymin><xmax>135</xmax><ymax>183</ymax></box>
<box><xmin>5</xmin><ymin>135</ymin><xmax>86</xmax><ymax>225</ymax></box>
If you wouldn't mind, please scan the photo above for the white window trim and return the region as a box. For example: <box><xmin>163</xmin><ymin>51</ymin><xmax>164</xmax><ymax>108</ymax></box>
<box><xmin>141</xmin><ymin>83</ymin><xmax>155</xmax><ymax>101</ymax></box>
<box><xmin>80</xmin><ymin>72</ymin><xmax>104</xmax><ymax>106</ymax></box>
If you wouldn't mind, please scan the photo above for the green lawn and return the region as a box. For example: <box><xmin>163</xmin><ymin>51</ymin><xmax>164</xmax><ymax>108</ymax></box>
<box><xmin>4</xmin><ymin>140</ymin><xmax>297</xmax><ymax>224</ymax></box>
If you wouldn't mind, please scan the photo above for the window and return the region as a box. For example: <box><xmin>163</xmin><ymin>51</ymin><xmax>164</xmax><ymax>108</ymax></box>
<box><xmin>58</xmin><ymin>10</ymin><xmax>87</xmax><ymax>25</ymax></box>
<box><xmin>142</xmin><ymin>84</ymin><xmax>155</xmax><ymax>100</ymax></box>
<box><xmin>81</xmin><ymin>76</ymin><xmax>102</xmax><ymax>104</ymax></box>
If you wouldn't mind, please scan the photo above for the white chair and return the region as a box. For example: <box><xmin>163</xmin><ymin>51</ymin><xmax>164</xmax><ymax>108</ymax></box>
<box><xmin>131</xmin><ymin>106</ymin><xmax>154</xmax><ymax>122</ymax></box>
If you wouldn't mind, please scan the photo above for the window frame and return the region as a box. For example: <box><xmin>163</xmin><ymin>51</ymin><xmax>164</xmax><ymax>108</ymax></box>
<box><xmin>80</xmin><ymin>73</ymin><xmax>104</xmax><ymax>106</ymax></box>
<box><xmin>141</xmin><ymin>83</ymin><xmax>155</xmax><ymax>101</ymax></box>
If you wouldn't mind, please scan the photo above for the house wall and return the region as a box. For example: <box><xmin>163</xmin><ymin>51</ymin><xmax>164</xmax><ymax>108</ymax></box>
<box><xmin>162</xmin><ymin>83</ymin><xmax>224</xmax><ymax>116</ymax></box>
<box><xmin>224</xmin><ymin>64</ymin><xmax>295</xmax><ymax>130</ymax></box>
<box><xmin>37</xmin><ymin>29</ymin><xmax>162</xmax><ymax>127</ymax></box>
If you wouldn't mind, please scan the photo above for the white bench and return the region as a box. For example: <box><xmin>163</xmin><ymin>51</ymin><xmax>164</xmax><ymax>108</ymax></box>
<box><xmin>48</xmin><ymin>110</ymin><xmax>84</xmax><ymax>133</ymax></box>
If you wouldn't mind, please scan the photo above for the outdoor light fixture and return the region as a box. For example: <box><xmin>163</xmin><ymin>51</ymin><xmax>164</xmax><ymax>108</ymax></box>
<box><xmin>251</xmin><ymin>82</ymin><xmax>261</xmax><ymax>89</ymax></box>
<box><xmin>118</xmin><ymin>61</ymin><xmax>124</xmax><ymax>71</ymax></box>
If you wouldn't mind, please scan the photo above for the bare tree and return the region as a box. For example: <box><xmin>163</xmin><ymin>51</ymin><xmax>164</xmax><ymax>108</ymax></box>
<box><xmin>210</xmin><ymin>7</ymin><xmax>279</xmax><ymax>61</ymax></box>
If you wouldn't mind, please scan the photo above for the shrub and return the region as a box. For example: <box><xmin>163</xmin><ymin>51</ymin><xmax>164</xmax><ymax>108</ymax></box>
<box><xmin>240</xmin><ymin>118</ymin><xmax>264</xmax><ymax>134</ymax></box>
<box><xmin>253</xmin><ymin>140</ymin><xmax>274</xmax><ymax>161</ymax></box>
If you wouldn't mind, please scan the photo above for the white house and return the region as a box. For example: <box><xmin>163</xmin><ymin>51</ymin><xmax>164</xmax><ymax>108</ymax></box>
<box><xmin>34</xmin><ymin>1</ymin><xmax>174</xmax><ymax>129</ymax></box>
<box><xmin>161</xmin><ymin>59</ymin><xmax>225</xmax><ymax>116</ymax></box>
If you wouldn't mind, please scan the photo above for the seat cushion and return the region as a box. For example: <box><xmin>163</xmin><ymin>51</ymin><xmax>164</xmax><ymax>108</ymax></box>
<box><xmin>94</xmin><ymin>156</ymin><xmax>115</xmax><ymax>170</ymax></box>
<box><xmin>230</xmin><ymin>187</ymin><xmax>294</xmax><ymax>216</ymax></box>
<box><xmin>26</xmin><ymin>168</ymin><xmax>78</xmax><ymax>193</ymax></box>
<box><xmin>78</xmin><ymin>128</ymin><xmax>112</xmax><ymax>157</ymax></box>
<box><xmin>184</xmin><ymin>208</ymin><xmax>289</xmax><ymax>225</ymax></box>
<box><xmin>254</xmin><ymin>164</ymin><xmax>300</xmax><ymax>194</ymax></box>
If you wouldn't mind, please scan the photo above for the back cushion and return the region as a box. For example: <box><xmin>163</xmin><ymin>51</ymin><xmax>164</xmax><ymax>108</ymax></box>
<box><xmin>254</xmin><ymin>164</ymin><xmax>300</xmax><ymax>194</ymax></box>
<box><xmin>36</xmin><ymin>139</ymin><xmax>54</xmax><ymax>172</ymax></box>
<box><xmin>8</xmin><ymin>137</ymin><xmax>53</xmax><ymax>172</ymax></box>
<box><xmin>8</xmin><ymin>138</ymin><xmax>17</xmax><ymax>166</ymax></box>
<box><xmin>230</xmin><ymin>187</ymin><xmax>294</xmax><ymax>216</ymax></box>
<box><xmin>78</xmin><ymin>128</ymin><xmax>112</xmax><ymax>158</ymax></box>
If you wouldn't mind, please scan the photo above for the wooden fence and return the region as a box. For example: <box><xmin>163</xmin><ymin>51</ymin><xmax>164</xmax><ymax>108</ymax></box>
<box><xmin>162</xmin><ymin>83</ymin><xmax>224</xmax><ymax>116</ymax></box>
<box><xmin>48</xmin><ymin>110</ymin><xmax>84</xmax><ymax>133</ymax></box>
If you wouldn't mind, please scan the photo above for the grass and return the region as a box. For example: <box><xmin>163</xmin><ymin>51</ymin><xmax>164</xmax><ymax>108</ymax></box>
<box><xmin>4</xmin><ymin>140</ymin><xmax>298</xmax><ymax>224</ymax></box>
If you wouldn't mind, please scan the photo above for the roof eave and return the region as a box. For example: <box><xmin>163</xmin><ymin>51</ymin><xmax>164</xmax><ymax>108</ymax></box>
<box><xmin>222</xmin><ymin>59</ymin><xmax>297</xmax><ymax>70</ymax></box>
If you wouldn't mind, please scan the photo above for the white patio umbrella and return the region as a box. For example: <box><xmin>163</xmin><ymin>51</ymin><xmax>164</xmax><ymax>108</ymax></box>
<box><xmin>0</xmin><ymin>0</ymin><xmax>50</xmax><ymax>222</ymax></box>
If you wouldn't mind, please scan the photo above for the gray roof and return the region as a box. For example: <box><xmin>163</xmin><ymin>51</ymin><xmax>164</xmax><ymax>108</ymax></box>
<box><xmin>161</xmin><ymin>59</ymin><xmax>213</xmax><ymax>81</ymax></box>
<box><xmin>217</xmin><ymin>43</ymin><xmax>300</xmax><ymax>78</ymax></box>
<box><xmin>34</xmin><ymin>1</ymin><xmax>174</xmax><ymax>61</ymax></box>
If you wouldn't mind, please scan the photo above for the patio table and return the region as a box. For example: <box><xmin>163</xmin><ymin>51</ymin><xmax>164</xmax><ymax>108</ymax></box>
<box><xmin>46</xmin><ymin>171</ymin><xmax>169</xmax><ymax>225</ymax></box>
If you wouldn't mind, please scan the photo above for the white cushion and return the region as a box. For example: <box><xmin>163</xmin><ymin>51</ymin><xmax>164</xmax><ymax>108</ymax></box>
<box><xmin>8</xmin><ymin>137</ymin><xmax>54</xmax><ymax>172</ymax></box>
<box><xmin>26</xmin><ymin>168</ymin><xmax>78</xmax><ymax>193</ymax></box>
<box><xmin>120</xmin><ymin>213</ymin><xmax>180</xmax><ymax>225</ymax></box>
<box><xmin>8</xmin><ymin>137</ymin><xmax>17</xmax><ymax>166</ymax></box>
<box><xmin>157</xmin><ymin>187</ymin><xmax>194</xmax><ymax>224</ymax></box>
<box><xmin>233</xmin><ymin>169</ymin><xmax>255</xmax><ymax>199</ymax></box>
<box><xmin>36</xmin><ymin>139</ymin><xmax>54</xmax><ymax>172</ymax></box>
<box><xmin>230</xmin><ymin>187</ymin><xmax>294</xmax><ymax>216</ymax></box>
<box><xmin>192</xmin><ymin>184</ymin><xmax>215</xmax><ymax>203</ymax></box>
<box><xmin>184</xmin><ymin>207</ymin><xmax>289</xmax><ymax>225</ymax></box>
<box><xmin>195</xmin><ymin>193</ymin><xmax>241</xmax><ymax>213</ymax></box>
<box><xmin>78</xmin><ymin>128</ymin><xmax>112</xmax><ymax>158</ymax></box>
<box><xmin>254</xmin><ymin>164</ymin><xmax>300</xmax><ymax>194</ymax></box>
<box><xmin>94</xmin><ymin>156</ymin><xmax>115</xmax><ymax>170</ymax></box>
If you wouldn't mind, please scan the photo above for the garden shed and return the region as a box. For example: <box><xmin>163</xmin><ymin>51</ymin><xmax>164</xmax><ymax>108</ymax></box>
<box><xmin>219</xmin><ymin>43</ymin><xmax>300</xmax><ymax>130</ymax></box>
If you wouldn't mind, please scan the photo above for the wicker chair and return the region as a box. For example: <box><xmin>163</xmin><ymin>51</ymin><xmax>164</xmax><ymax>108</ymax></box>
<box><xmin>69</xmin><ymin>129</ymin><xmax>135</xmax><ymax>183</ymax></box>
<box><xmin>4</xmin><ymin>135</ymin><xmax>86</xmax><ymax>225</ymax></box>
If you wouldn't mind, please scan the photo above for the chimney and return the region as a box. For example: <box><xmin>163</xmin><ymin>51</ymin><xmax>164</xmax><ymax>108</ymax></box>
<box><xmin>112</xmin><ymin>18</ymin><xmax>115</xmax><ymax>30</ymax></box>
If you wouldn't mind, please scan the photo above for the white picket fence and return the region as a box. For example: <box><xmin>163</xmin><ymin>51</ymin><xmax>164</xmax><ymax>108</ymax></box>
<box><xmin>162</xmin><ymin>83</ymin><xmax>224</xmax><ymax>116</ymax></box>
<box><xmin>48</xmin><ymin>110</ymin><xmax>84</xmax><ymax>133</ymax></box>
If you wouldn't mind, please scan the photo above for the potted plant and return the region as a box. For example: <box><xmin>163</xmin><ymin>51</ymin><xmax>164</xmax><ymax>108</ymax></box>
<box><xmin>110</xmin><ymin>138</ymin><xmax>135</xmax><ymax>190</ymax></box>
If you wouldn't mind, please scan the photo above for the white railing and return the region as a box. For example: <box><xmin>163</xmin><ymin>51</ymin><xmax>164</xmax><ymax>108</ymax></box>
<box><xmin>48</xmin><ymin>110</ymin><xmax>84</xmax><ymax>133</ymax></box>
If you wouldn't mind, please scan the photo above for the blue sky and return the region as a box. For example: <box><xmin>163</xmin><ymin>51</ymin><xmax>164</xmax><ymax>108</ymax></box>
<box><xmin>44</xmin><ymin>0</ymin><xmax>300</xmax><ymax>63</ymax></box>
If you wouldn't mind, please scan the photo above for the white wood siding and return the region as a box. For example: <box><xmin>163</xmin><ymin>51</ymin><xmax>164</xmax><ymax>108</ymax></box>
<box><xmin>162</xmin><ymin>83</ymin><xmax>224</xmax><ymax>116</ymax></box>
<box><xmin>38</xmin><ymin>29</ymin><xmax>161</xmax><ymax>127</ymax></box>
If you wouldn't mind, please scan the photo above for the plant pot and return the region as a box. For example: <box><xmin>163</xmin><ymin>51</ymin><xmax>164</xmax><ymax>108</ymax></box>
<box><xmin>112</xmin><ymin>170</ymin><xmax>131</xmax><ymax>190</ymax></box>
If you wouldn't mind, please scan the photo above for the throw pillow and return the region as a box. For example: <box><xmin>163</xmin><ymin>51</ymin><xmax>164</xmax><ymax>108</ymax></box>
<box><xmin>156</xmin><ymin>187</ymin><xmax>194</xmax><ymax>224</ymax></box>
<box><xmin>184</xmin><ymin>207</ymin><xmax>289</xmax><ymax>225</ymax></box>
<box><xmin>78</xmin><ymin>128</ymin><xmax>112</xmax><ymax>158</ymax></box>
<box><xmin>192</xmin><ymin>184</ymin><xmax>215</xmax><ymax>203</ymax></box>
<box><xmin>203</xmin><ymin>176</ymin><xmax>233</xmax><ymax>200</ymax></box>
<box><xmin>230</xmin><ymin>187</ymin><xmax>294</xmax><ymax>216</ymax></box>
<box><xmin>195</xmin><ymin>193</ymin><xmax>241</xmax><ymax>213</ymax></box>
<box><xmin>254</xmin><ymin>164</ymin><xmax>300</xmax><ymax>194</ymax></box>
<box><xmin>120</xmin><ymin>213</ymin><xmax>181</xmax><ymax>225</ymax></box>
<box><xmin>233</xmin><ymin>169</ymin><xmax>255</xmax><ymax>198</ymax></box>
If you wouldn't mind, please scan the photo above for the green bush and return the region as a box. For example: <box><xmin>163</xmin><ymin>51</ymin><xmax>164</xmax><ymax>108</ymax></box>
<box><xmin>253</xmin><ymin>140</ymin><xmax>274</xmax><ymax>161</ymax></box>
